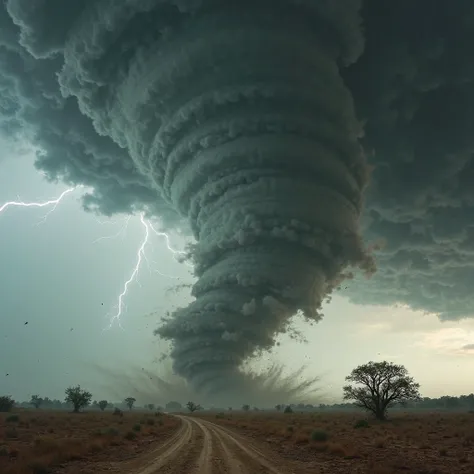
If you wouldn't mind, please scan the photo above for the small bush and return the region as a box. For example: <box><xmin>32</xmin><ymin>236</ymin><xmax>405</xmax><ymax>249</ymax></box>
<box><xmin>215</xmin><ymin>412</ymin><xmax>225</xmax><ymax>419</ymax></box>
<box><xmin>124</xmin><ymin>431</ymin><xmax>137</xmax><ymax>440</ymax></box>
<box><xmin>113</xmin><ymin>407</ymin><xmax>123</xmax><ymax>416</ymax></box>
<box><xmin>310</xmin><ymin>430</ymin><xmax>329</xmax><ymax>442</ymax></box>
<box><xmin>106</xmin><ymin>427</ymin><xmax>119</xmax><ymax>436</ymax></box>
<box><xmin>146</xmin><ymin>418</ymin><xmax>155</xmax><ymax>425</ymax></box>
<box><xmin>354</xmin><ymin>419</ymin><xmax>369</xmax><ymax>429</ymax></box>
<box><xmin>284</xmin><ymin>405</ymin><xmax>293</xmax><ymax>414</ymax></box>
<box><xmin>28</xmin><ymin>461</ymin><xmax>52</xmax><ymax>474</ymax></box>
<box><xmin>5</xmin><ymin>427</ymin><xmax>19</xmax><ymax>439</ymax></box>
<box><xmin>133</xmin><ymin>423</ymin><xmax>141</xmax><ymax>432</ymax></box>
<box><xmin>6</xmin><ymin>414</ymin><xmax>19</xmax><ymax>423</ymax></box>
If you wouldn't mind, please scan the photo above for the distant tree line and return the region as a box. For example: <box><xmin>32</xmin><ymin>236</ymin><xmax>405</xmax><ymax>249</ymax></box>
<box><xmin>2</xmin><ymin>361</ymin><xmax>474</xmax><ymax>418</ymax></box>
<box><xmin>0</xmin><ymin>385</ymin><xmax>191</xmax><ymax>414</ymax></box>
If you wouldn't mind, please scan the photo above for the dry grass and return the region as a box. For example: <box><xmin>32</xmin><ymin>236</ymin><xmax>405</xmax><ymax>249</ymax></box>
<box><xmin>197</xmin><ymin>410</ymin><xmax>474</xmax><ymax>473</ymax></box>
<box><xmin>0</xmin><ymin>409</ymin><xmax>179</xmax><ymax>474</ymax></box>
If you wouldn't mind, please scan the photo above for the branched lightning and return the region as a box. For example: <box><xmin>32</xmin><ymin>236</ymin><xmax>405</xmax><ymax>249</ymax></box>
<box><xmin>0</xmin><ymin>187</ymin><xmax>192</xmax><ymax>331</ymax></box>
<box><xmin>0</xmin><ymin>187</ymin><xmax>76</xmax><ymax>213</ymax></box>
<box><xmin>105</xmin><ymin>213</ymin><xmax>150</xmax><ymax>331</ymax></box>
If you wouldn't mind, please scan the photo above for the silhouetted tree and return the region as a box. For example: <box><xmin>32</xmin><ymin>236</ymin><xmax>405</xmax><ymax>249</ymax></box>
<box><xmin>0</xmin><ymin>395</ymin><xmax>14</xmax><ymax>412</ymax></box>
<box><xmin>98</xmin><ymin>400</ymin><xmax>108</xmax><ymax>411</ymax></box>
<box><xmin>343</xmin><ymin>361</ymin><xmax>421</xmax><ymax>420</ymax></box>
<box><xmin>242</xmin><ymin>404</ymin><xmax>250</xmax><ymax>412</ymax></box>
<box><xmin>186</xmin><ymin>401</ymin><xmax>201</xmax><ymax>412</ymax></box>
<box><xmin>65</xmin><ymin>385</ymin><xmax>92</xmax><ymax>413</ymax></box>
<box><xmin>283</xmin><ymin>405</ymin><xmax>293</xmax><ymax>414</ymax></box>
<box><xmin>30</xmin><ymin>394</ymin><xmax>43</xmax><ymax>409</ymax></box>
<box><xmin>146</xmin><ymin>403</ymin><xmax>155</xmax><ymax>411</ymax></box>
<box><xmin>124</xmin><ymin>397</ymin><xmax>136</xmax><ymax>411</ymax></box>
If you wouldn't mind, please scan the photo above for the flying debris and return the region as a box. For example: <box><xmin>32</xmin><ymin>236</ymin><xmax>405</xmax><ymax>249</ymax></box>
<box><xmin>0</xmin><ymin>0</ymin><xmax>473</xmax><ymax>402</ymax></box>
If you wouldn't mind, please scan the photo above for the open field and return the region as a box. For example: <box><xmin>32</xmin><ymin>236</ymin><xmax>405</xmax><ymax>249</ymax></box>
<box><xmin>0</xmin><ymin>409</ymin><xmax>179</xmax><ymax>474</ymax></box>
<box><xmin>3</xmin><ymin>409</ymin><xmax>474</xmax><ymax>473</ymax></box>
<box><xmin>196</xmin><ymin>411</ymin><xmax>474</xmax><ymax>473</ymax></box>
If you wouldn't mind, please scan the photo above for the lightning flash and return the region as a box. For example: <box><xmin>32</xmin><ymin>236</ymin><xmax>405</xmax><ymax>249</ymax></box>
<box><xmin>0</xmin><ymin>187</ymin><xmax>76</xmax><ymax>213</ymax></box>
<box><xmin>0</xmin><ymin>187</ymin><xmax>192</xmax><ymax>330</ymax></box>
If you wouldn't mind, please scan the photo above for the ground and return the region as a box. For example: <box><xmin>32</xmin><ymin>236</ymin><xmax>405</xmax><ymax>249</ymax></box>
<box><xmin>0</xmin><ymin>409</ymin><xmax>179</xmax><ymax>474</ymax></box>
<box><xmin>2</xmin><ymin>409</ymin><xmax>474</xmax><ymax>473</ymax></box>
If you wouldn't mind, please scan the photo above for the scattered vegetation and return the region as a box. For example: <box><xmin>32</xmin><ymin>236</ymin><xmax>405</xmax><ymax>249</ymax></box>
<box><xmin>0</xmin><ymin>409</ymin><xmax>180</xmax><ymax>474</ymax></box>
<box><xmin>196</xmin><ymin>410</ymin><xmax>474</xmax><ymax>472</ymax></box>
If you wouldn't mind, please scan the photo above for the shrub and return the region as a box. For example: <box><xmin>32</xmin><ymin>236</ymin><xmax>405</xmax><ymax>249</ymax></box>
<box><xmin>6</xmin><ymin>414</ymin><xmax>19</xmax><ymax>423</ymax></box>
<box><xmin>283</xmin><ymin>405</ymin><xmax>293</xmax><ymax>414</ymax></box>
<box><xmin>310</xmin><ymin>430</ymin><xmax>329</xmax><ymax>442</ymax></box>
<box><xmin>354</xmin><ymin>419</ymin><xmax>369</xmax><ymax>429</ymax></box>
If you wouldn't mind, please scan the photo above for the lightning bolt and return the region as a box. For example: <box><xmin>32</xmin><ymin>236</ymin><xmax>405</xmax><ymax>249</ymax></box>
<box><xmin>103</xmin><ymin>215</ymin><xmax>191</xmax><ymax>330</ymax></box>
<box><xmin>0</xmin><ymin>186</ymin><xmax>192</xmax><ymax>331</ymax></box>
<box><xmin>104</xmin><ymin>213</ymin><xmax>150</xmax><ymax>330</ymax></box>
<box><xmin>0</xmin><ymin>187</ymin><xmax>76</xmax><ymax>214</ymax></box>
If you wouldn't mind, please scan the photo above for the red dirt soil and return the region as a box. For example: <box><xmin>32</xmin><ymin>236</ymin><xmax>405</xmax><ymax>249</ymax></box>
<box><xmin>196</xmin><ymin>411</ymin><xmax>474</xmax><ymax>473</ymax></box>
<box><xmin>0</xmin><ymin>409</ymin><xmax>179</xmax><ymax>474</ymax></box>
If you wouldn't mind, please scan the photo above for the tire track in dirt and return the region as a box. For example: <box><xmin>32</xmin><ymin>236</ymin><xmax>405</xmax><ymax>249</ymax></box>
<box><xmin>123</xmin><ymin>415</ymin><xmax>295</xmax><ymax>474</ymax></box>
<box><xmin>193</xmin><ymin>417</ymin><xmax>288</xmax><ymax>474</ymax></box>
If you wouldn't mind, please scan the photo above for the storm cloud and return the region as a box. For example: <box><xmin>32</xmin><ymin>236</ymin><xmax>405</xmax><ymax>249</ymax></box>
<box><xmin>341</xmin><ymin>0</ymin><xmax>474</xmax><ymax>319</ymax></box>
<box><xmin>1</xmin><ymin>0</ymin><xmax>473</xmax><ymax>399</ymax></box>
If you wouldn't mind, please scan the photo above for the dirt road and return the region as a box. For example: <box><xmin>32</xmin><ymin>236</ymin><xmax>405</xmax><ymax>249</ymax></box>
<box><xmin>119</xmin><ymin>415</ymin><xmax>297</xmax><ymax>474</ymax></box>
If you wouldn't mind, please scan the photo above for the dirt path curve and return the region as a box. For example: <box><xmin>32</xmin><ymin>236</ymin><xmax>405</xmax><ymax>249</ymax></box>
<box><xmin>121</xmin><ymin>415</ymin><xmax>299</xmax><ymax>474</ymax></box>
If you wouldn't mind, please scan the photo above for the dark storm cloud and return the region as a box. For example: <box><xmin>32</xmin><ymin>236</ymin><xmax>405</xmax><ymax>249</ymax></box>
<box><xmin>1</xmin><ymin>0</ymin><xmax>473</xmax><ymax>397</ymax></box>
<box><xmin>0</xmin><ymin>4</ymin><xmax>180</xmax><ymax>223</ymax></box>
<box><xmin>341</xmin><ymin>0</ymin><xmax>474</xmax><ymax>319</ymax></box>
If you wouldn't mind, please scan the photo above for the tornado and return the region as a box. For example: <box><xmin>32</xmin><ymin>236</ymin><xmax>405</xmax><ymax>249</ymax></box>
<box><xmin>3</xmin><ymin>0</ymin><xmax>373</xmax><ymax>398</ymax></box>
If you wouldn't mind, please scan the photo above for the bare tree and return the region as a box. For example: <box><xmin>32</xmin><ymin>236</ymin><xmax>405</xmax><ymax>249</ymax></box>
<box><xmin>65</xmin><ymin>385</ymin><xmax>92</xmax><ymax>413</ymax></box>
<box><xmin>343</xmin><ymin>361</ymin><xmax>421</xmax><ymax>420</ymax></box>
<box><xmin>124</xmin><ymin>397</ymin><xmax>136</xmax><ymax>411</ymax></box>
<box><xmin>186</xmin><ymin>401</ymin><xmax>201</xmax><ymax>412</ymax></box>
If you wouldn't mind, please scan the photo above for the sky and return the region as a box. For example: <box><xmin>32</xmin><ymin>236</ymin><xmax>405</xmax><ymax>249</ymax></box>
<box><xmin>2</xmin><ymin>144</ymin><xmax>474</xmax><ymax>404</ymax></box>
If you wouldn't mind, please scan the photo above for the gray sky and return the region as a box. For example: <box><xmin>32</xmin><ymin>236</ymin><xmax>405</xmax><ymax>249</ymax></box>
<box><xmin>2</xmin><ymin>145</ymin><xmax>474</xmax><ymax>404</ymax></box>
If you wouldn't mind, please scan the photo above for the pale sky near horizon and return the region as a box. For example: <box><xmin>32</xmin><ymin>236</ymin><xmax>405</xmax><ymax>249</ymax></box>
<box><xmin>2</xmin><ymin>145</ymin><xmax>474</xmax><ymax>405</ymax></box>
